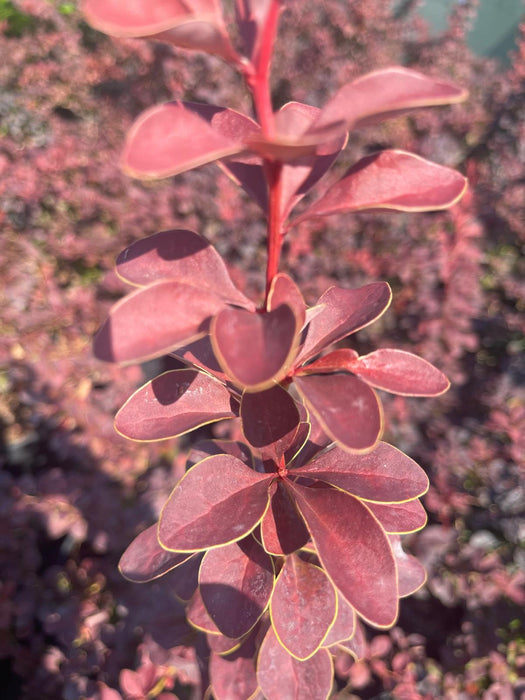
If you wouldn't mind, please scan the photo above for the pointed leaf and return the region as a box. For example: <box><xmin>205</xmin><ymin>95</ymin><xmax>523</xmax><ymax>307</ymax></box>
<box><xmin>349</xmin><ymin>348</ymin><xmax>450</xmax><ymax>396</ymax></box>
<box><xmin>94</xmin><ymin>281</ymin><xmax>225</xmax><ymax>364</ymax></box>
<box><xmin>158</xmin><ymin>454</ymin><xmax>271</xmax><ymax>552</ymax></box>
<box><xmin>287</xmin><ymin>481</ymin><xmax>398</xmax><ymax>628</ymax></box>
<box><xmin>390</xmin><ymin>535</ymin><xmax>427</xmax><ymax>597</ymax></box>
<box><xmin>118</xmin><ymin>524</ymin><xmax>193</xmax><ymax>582</ymax></box>
<box><xmin>257</xmin><ymin>627</ymin><xmax>333</xmax><ymax>700</ymax></box>
<box><xmin>211</xmin><ymin>304</ymin><xmax>300</xmax><ymax>391</ymax></box>
<box><xmin>367</xmin><ymin>499</ymin><xmax>427</xmax><ymax>534</ymax></box>
<box><xmin>241</xmin><ymin>384</ymin><xmax>300</xmax><ymax>461</ymax></box>
<box><xmin>321</xmin><ymin>593</ymin><xmax>356</xmax><ymax>647</ymax></box>
<box><xmin>310</xmin><ymin>67</ymin><xmax>467</xmax><ymax>133</ymax></box>
<box><xmin>296</xmin><ymin>442</ymin><xmax>429</xmax><ymax>503</ymax></box>
<box><xmin>296</xmin><ymin>282</ymin><xmax>392</xmax><ymax>364</ymax></box>
<box><xmin>270</xmin><ymin>554</ymin><xmax>337</xmax><ymax>660</ymax></box>
<box><xmin>294</xmin><ymin>373</ymin><xmax>382</xmax><ymax>452</ymax></box>
<box><xmin>261</xmin><ymin>480</ymin><xmax>310</xmax><ymax>556</ymax></box>
<box><xmin>122</xmin><ymin>102</ymin><xmax>254</xmax><ymax>179</ymax></box>
<box><xmin>82</xmin><ymin>0</ymin><xmax>238</xmax><ymax>61</ymax></box>
<box><xmin>116</xmin><ymin>229</ymin><xmax>254</xmax><ymax>308</ymax></box>
<box><xmin>199</xmin><ymin>537</ymin><xmax>274</xmax><ymax>638</ymax></box>
<box><xmin>294</xmin><ymin>150</ymin><xmax>467</xmax><ymax>225</ymax></box>
<box><xmin>210</xmin><ymin>632</ymin><xmax>259</xmax><ymax>700</ymax></box>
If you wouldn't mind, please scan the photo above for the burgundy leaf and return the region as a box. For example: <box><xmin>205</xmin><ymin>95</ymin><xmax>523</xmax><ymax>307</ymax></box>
<box><xmin>186</xmin><ymin>439</ymin><xmax>253</xmax><ymax>470</ymax></box>
<box><xmin>390</xmin><ymin>535</ymin><xmax>427</xmax><ymax>597</ymax></box>
<box><xmin>349</xmin><ymin>348</ymin><xmax>450</xmax><ymax>396</ymax></box>
<box><xmin>321</xmin><ymin>592</ymin><xmax>356</xmax><ymax>647</ymax></box>
<box><xmin>260</xmin><ymin>480</ymin><xmax>310</xmax><ymax>556</ymax></box>
<box><xmin>210</xmin><ymin>631</ymin><xmax>259</xmax><ymax>700</ymax></box>
<box><xmin>207</xmin><ymin>632</ymin><xmax>242</xmax><ymax>656</ymax></box>
<box><xmin>115</xmin><ymin>369</ymin><xmax>236</xmax><ymax>442</ymax></box>
<box><xmin>168</xmin><ymin>553</ymin><xmax>202</xmax><ymax>602</ymax></box>
<box><xmin>338</xmin><ymin>619</ymin><xmax>367</xmax><ymax>660</ymax></box>
<box><xmin>240</xmin><ymin>384</ymin><xmax>300</xmax><ymax>461</ymax></box>
<box><xmin>158</xmin><ymin>455</ymin><xmax>271</xmax><ymax>552</ymax></box>
<box><xmin>301</xmin><ymin>348</ymin><xmax>359</xmax><ymax>374</ymax></box>
<box><xmin>296</xmin><ymin>282</ymin><xmax>392</xmax><ymax>364</ymax></box>
<box><xmin>267</xmin><ymin>272</ymin><xmax>306</xmax><ymax>328</ymax></box>
<box><xmin>257</xmin><ymin>626</ymin><xmax>333</xmax><ymax>700</ymax></box>
<box><xmin>245</xmin><ymin>121</ymin><xmax>345</xmax><ymax>162</ymax></box>
<box><xmin>293</xmin><ymin>150</ymin><xmax>467</xmax><ymax>225</ymax></box>
<box><xmin>118</xmin><ymin>524</ymin><xmax>193</xmax><ymax>583</ymax></box>
<box><xmin>287</xmin><ymin>481</ymin><xmax>398</xmax><ymax>628</ymax></box>
<box><xmin>82</xmin><ymin>0</ymin><xmax>239</xmax><ymax>61</ymax></box>
<box><xmin>270</xmin><ymin>553</ymin><xmax>337</xmax><ymax>660</ymax></box>
<box><xmin>116</xmin><ymin>229</ymin><xmax>254</xmax><ymax>308</ymax></box>
<box><xmin>94</xmin><ymin>280</ymin><xmax>225</xmax><ymax>364</ymax></box>
<box><xmin>234</xmin><ymin>0</ymin><xmax>273</xmax><ymax>61</ymax></box>
<box><xmin>296</xmin><ymin>442</ymin><xmax>429</xmax><ymax>503</ymax></box>
<box><xmin>294</xmin><ymin>373</ymin><xmax>382</xmax><ymax>452</ymax></box>
<box><xmin>211</xmin><ymin>304</ymin><xmax>300</xmax><ymax>391</ymax></box>
<box><xmin>173</xmin><ymin>335</ymin><xmax>230</xmax><ymax>383</ymax></box>
<box><xmin>199</xmin><ymin>537</ymin><xmax>274</xmax><ymax>638</ymax></box>
<box><xmin>367</xmin><ymin>499</ymin><xmax>427</xmax><ymax>534</ymax></box>
<box><xmin>122</xmin><ymin>102</ymin><xmax>254</xmax><ymax>179</ymax></box>
<box><xmin>187</xmin><ymin>587</ymin><xmax>221</xmax><ymax>635</ymax></box>
<box><xmin>310</xmin><ymin>66</ymin><xmax>467</xmax><ymax>133</ymax></box>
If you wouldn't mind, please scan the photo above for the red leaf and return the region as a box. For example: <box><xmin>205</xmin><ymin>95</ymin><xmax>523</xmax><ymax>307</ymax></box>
<box><xmin>349</xmin><ymin>348</ymin><xmax>450</xmax><ymax>396</ymax></box>
<box><xmin>211</xmin><ymin>304</ymin><xmax>300</xmax><ymax>391</ymax></box>
<box><xmin>187</xmin><ymin>587</ymin><xmax>221</xmax><ymax>634</ymax></box>
<box><xmin>234</xmin><ymin>0</ymin><xmax>273</xmax><ymax>61</ymax></box>
<box><xmin>293</xmin><ymin>150</ymin><xmax>467</xmax><ymax>225</ymax></box>
<box><xmin>257</xmin><ymin>627</ymin><xmax>333</xmax><ymax>700</ymax></box>
<box><xmin>115</xmin><ymin>369</ymin><xmax>236</xmax><ymax>442</ymax></box>
<box><xmin>296</xmin><ymin>282</ymin><xmax>392</xmax><ymax>364</ymax></box>
<box><xmin>207</xmin><ymin>632</ymin><xmax>242</xmax><ymax>656</ymax></box>
<box><xmin>94</xmin><ymin>281</ymin><xmax>225</xmax><ymax>364</ymax></box>
<box><xmin>367</xmin><ymin>499</ymin><xmax>427</xmax><ymax>534</ymax></box>
<box><xmin>287</xmin><ymin>481</ymin><xmax>398</xmax><ymax>628</ymax></box>
<box><xmin>270</xmin><ymin>554</ymin><xmax>337</xmax><ymax>660</ymax></box>
<box><xmin>82</xmin><ymin>0</ymin><xmax>238</xmax><ymax>61</ymax></box>
<box><xmin>116</xmin><ymin>229</ymin><xmax>254</xmax><ymax>308</ymax></box>
<box><xmin>321</xmin><ymin>592</ymin><xmax>356</xmax><ymax>647</ymax></box>
<box><xmin>118</xmin><ymin>524</ymin><xmax>193</xmax><ymax>582</ymax></box>
<box><xmin>240</xmin><ymin>384</ymin><xmax>300</xmax><ymax>462</ymax></box>
<box><xmin>199</xmin><ymin>537</ymin><xmax>274</xmax><ymax>638</ymax></box>
<box><xmin>294</xmin><ymin>373</ymin><xmax>382</xmax><ymax>452</ymax></box>
<box><xmin>296</xmin><ymin>442</ymin><xmax>429</xmax><ymax>503</ymax></box>
<box><xmin>173</xmin><ymin>336</ymin><xmax>230</xmax><ymax>383</ymax></box>
<box><xmin>210</xmin><ymin>632</ymin><xmax>259</xmax><ymax>700</ymax></box>
<box><xmin>266</xmin><ymin>272</ymin><xmax>306</xmax><ymax>328</ymax></box>
<box><xmin>168</xmin><ymin>553</ymin><xmax>202</xmax><ymax>602</ymax></box>
<box><xmin>339</xmin><ymin>619</ymin><xmax>367</xmax><ymax>660</ymax></box>
<box><xmin>120</xmin><ymin>669</ymin><xmax>145</xmax><ymax>697</ymax></box>
<box><xmin>158</xmin><ymin>454</ymin><xmax>271</xmax><ymax>551</ymax></box>
<box><xmin>310</xmin><ymin>67</ymin><xmax>467</xmax><ymax>133</ymax></box>
<box><xmin>390</xmin><ymin>535</ymin><xmax>427</xmax><ymax>597</ymax></box>
<box><xmin>260</xmin><ymin>480</ymin><xmax>310</xmax><ymax>556</ymax></box>
<box><xmin>186</xmin><ymin>439</ymin><xmax>254</xmax><ymax>470</ymax></box>
<box><xmin>122</xmin><ymin>102</ymin><xmax>254</xmax><ymax>179</ymax></box>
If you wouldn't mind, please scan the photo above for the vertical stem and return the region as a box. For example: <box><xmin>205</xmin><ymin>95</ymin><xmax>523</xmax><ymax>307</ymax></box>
<box><xmin>265</xmin><ymin>160</ymin><xmax>283</xmax><ymax>306</ymax></box>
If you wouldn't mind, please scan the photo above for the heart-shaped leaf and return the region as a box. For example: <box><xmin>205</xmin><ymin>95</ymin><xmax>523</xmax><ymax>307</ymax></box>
<box><xmin>211</xmin><ymin>304</ymin><xmax>300</xmax><ymax>391</ymax></box>
<box><xmin>94</xmin><ymin>280</ymin><xmax>225</xmax><ymax>364</ymax></box>
<box><xmin>270</xmin><ymin>554</ymin><xmax>337</xmax><ymax>660</ymax></box>
<box><xmin>118</xmin><ymin>524</ymin><xmax>194</xmax><ymax>582</ymax></box>
<box><xmin>296</xmin><ymin>442</ymin><xmax>429</xmax><ymax>503</ymax></box>
<box><xmin>287</xmin><ymin>481</ymin><xmax>398</xmax><ymax>628</ymax></box>
<box><xmin>115</xmin><ymin>369</ymin><xmax>236</xmax><ymax>442</ymax></box>
<box><xmin>294</xmin><ymin>373</ymin><xmax>382</xmax><ymax>452</ymax></box>
<box><xmin>367</xmin><ymin>499</ymin><xmax>427</xmax><ymax>534</ymax></box>
<box><xmin>158</xmin><ymin>454</ymin><xmax>271</xmax><ymax>552</ymax></box>
<box><xmin>199</xmin><ymin>536</ymin><xmax>274</xmax><ymax>638</ymax></box>
<box><xmin>260</xmin><ymin>480</ymin><xmax>310</xmax><ymax>556</ymax></box>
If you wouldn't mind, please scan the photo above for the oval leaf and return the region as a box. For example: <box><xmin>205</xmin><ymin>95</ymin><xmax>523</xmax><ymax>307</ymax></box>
<box><xmin>115</xmin><ymin>369</ymin><xmax>235</xmax><ymax>442</ymax></box>
<box><xmin>261</xmin><ymin>480</ymin><xmax>310</xmax><ymax>556</ymax></box>
<box><xmin>367</xmin><ymin>499</ymin><xmax>427</xmax><ymax>534</ymax></box>
<box><xmin>118</xmin><ymin>524</ymin><xmax>193</xmax><ymax>582</ymax></box>
<box><xmin>158</xmin><ymin>454</ymin><xmax>271</xmax><ymax>552</ymax></box>
<box><xmin>390</xmin><ymin>535</ymin><xmax>427</xmax><ymax>597</ymax></box>
<box><xmin>322</xmin><ymin>592</ymin><xmax>356</xmax><ymax>647</ymax></box>
<box><xmin>210</xmin><ymin>632</ymin><xmax>259</xmax><ymax>700</ymax></box>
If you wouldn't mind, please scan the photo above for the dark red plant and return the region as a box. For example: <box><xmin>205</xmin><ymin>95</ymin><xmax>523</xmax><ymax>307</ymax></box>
<box><xmin>82</xmin><ymin>1</ymin><xmax>468</xmax><ymax>697</ymax></box>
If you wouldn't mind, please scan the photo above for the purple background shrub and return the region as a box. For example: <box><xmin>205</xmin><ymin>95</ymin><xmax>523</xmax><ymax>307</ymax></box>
<box><xmin>1</xmin><ymin>0</ymin><xmax>524</xmax><ymax>697</ymax></box>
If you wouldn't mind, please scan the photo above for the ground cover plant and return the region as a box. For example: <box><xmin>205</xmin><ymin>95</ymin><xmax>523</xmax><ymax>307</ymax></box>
<box><xmin>1</xmin><ymin>0</ymin><xmax>524</xmax><ymax>698</ymax></box>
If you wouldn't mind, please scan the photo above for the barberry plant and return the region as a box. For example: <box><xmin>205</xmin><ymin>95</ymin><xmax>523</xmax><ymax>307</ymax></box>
<box><xmin>82</xmin><ymin>1</ymin><xmax>468</xmax><ymax>697</ymax></box>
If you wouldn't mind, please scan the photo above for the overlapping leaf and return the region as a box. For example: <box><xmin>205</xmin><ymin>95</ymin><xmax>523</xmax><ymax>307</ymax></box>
<box><xmin>390</xmin><ymin>535</ymin><xmax>427</xmax><ymax>597</ymax></box>
<box><xmin>118</xmin><ymin>524</ymin><xmax>194</xmax><ymax>582</ymax></box>
<box><xmin>260</xmin><ymin>480</ymin><xmax>310</xmax><ymax>556</ymax></box>
<box><xmin>367</xmin><ymin>499</ymin><xmax>427</xmax><ymax>534</ymax></box>
<box><xmin>210</xmin><ymin>631</ymin><xmax>260</xmax><ymax>700</ymax></box>
<box><xmin>321</xmin><ymin>592</ymin><xmax>356</xmax><ymax>647</ymax></box>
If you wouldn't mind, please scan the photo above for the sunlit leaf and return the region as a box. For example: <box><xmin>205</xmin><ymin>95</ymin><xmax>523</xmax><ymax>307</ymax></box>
<box><xmin>257</xmin><ymin>627</ymin><xmax>333</xmax><ymax>700</ymax></box>
<box><xmin>266</xmin><ymin>272</ymin><xmax>306</xmax><ymax>328</ymax></box>
<box><xmin>287</xmin><ymin>481</ymin><xmax>398</xmax><ymax>628</ymax></box>
<box><xmin>261</xmin><ymin>480</ymin><xmax>310</xmax><ymax>556</ymax></box>
<box><xmin>186</xmin><ymin>439</ymin><xmax>253</xmax><ymax>470</ymax></box>
<box><xmin>199</xmin><ymin>537</ymin><xmax>274</xmax><ymax>638</ymax></box>
<box><xmin>118</xmin><ymin>524</ymin><xmax>193</xmax><ymax>582</ymax></box>
<box><xmin>321</xmin><ymin>592</ymin><xmax>356</xmax><ymax>647</ymax></box>
<box><xmin>390</xmin><ymin>535</ymin><xmax>427</xmax><ymax>597</ymax></box>
<box><xmin>158</xmin><ymin>455</ymin><xmax>271</xmax><ymax>552</ymax></box>
<box><xmin>294</xmin><ymin>373</ymin><xmax>382</xmax><ymax>452</ymax></box>
<box><xmin>367</xmin><ymin>499</ymin><xmax>427</xmax><ymax>534</ymax></box>
<box><xmin>234</xmin><ymin>0</ymin><xmax>273</xmax><ymax>61</ymax></box>
<box><xmin>296</xmin><ymin>441</ymin><xmax>429</xmax><ymax>503</ymax></box>
<box><xmin>210</xmin><ymin>631</ymin><xmax>260</xmax><ymax>700</ymax></box>
<box><xmin>270</xmin><ymin>554</ymin><xmax>337</xmax><ymax>660</ymax></box>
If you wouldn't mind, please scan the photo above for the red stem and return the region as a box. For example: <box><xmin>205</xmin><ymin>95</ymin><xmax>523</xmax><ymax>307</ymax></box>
<box><xmin>264</xmin><ymin>160</ymin><xmax>284</xmax><ymax>305</ymax></box>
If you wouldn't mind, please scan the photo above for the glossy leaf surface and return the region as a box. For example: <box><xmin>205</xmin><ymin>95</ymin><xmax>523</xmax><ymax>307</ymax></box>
<box><xmin>200</xmin><ymin>537</ymin><xmax>274</xmax><ymax>638</ymax></box>
<box><xmin>211</xmin><ymin>304</ymin><xmax>299</xmax><ymax>391</ymax></box>
<box><xmin>94</xmin><ymin>281</ymin><xmax>224</xmax><ymax>364</ymax></box>
<box><xmin>288</xmin><ymin>481</ymin><xmax>398</xmax><ymax>628</ymax></box>
<box><xmin>158</xmin><ymin>455</ymin><xmax>271</xmax><ymax>552</ymax></box>
<box><xmin>118</xmin><ymin>524</ymin><xmax>193</xmax><ymax>582</ymax></box>
<box><xmin>296</xmin><ymin>441</ymin><xmax>429</xmax><ymax>503</ymax></box>
<box><xmin>257</xmin><ymin>627</ymin><xmax>333</xmax><ymax>700</ymax></box>
<box><xmin>295</xmin><ymin>373</ymin><xmax>382</xmax><ymax>452</ymax></box>
<box><xmin>271</xmin><ymin>554</ymin><xmax>337</xmax><ymax>660</ymax></box>
<box><xmin>115</xmin><ymin>369</ymin><xmax>236</xmax><ymax>441</ymax></box>
<box><xmin>261</xmin><ymin>480</ymin><xmax>310</xmax><ymax>556</ymax></box>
